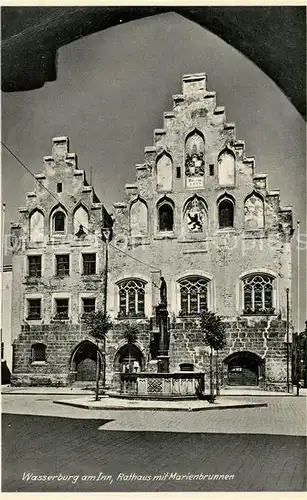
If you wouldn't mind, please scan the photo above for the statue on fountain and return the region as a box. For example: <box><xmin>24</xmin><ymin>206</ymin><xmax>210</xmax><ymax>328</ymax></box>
<box><xmin>160</xmin><ymin>276</ymin><xmax>167</xmax><ymax>307</ymax></box>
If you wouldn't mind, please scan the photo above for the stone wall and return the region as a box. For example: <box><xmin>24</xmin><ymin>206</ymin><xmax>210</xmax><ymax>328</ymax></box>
<box><xmin>11</xmin><ymin>324</ymin><xmax>103</xmax><ymax>386</ymax></box>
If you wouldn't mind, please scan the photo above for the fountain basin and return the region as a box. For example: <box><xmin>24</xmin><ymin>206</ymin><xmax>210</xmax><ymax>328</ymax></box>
<box><xmin>119</xmin><ymin>372</ymin><xmax>205</xmax><ymax>399</ymax></box>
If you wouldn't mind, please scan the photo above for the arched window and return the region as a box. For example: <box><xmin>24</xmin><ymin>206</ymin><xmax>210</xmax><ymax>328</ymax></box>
<box><xmin>178</xmin><ymin>276</ymin><xmax>209</xmax><ymax>316</ymax></box>
<box><xmin>117</xmin><ymin>279</ymin><xmax>146</xmax><ymax>318</ymax></box>
<box><xmin>53</xmin><ymin>211</ymin><xmax>66</xmax><ymax>233</ymax></box>
<box><xmin>242</xmin><ymin>274</ymin><xmax>275</xmax><ymax>314</ymax></box>
<box><xmin>244</xmin><ymin>193</ymin><xmax>264</xmax><ymax>229</ymax></box>
<box><xmin>158</xmin><ymin>199</ymin><xmax>174</xmax><ymax>232</ymax></box>
<box><xmin>29</xmin><ymin>209</ymin><xmax>44</xmax><ymax>242</ymax></box>
<box><xmin>130</xmin><ymin>197</ymin><xmax>148</xmax><ymax>236</ymax></box>
<box><xmin>156</xmin><ymin>152</ymin><xmax>173</xmax><ymax>191</ymax></box>
<box><xmin>73</xmin><ymin>205</ymin><xmax>89</xmax><ymax>236</ymax></box>
<box><xmin>218</xmin><ymin>198</ymin><xmax>234</xmax><ymax>228</ymax></box>
<box><xmin>183</xmin><ymin>195</ymin><xmax>207</xmax><ymax>233</ymax></box>
<box><xmin>31</xmin><ymin>343</ymin><xmax>46</xmax><ymax>363</ymax></box>
<box><xmin>218</xmin><ymin>149</ymin><xmax>235</xmax><ymax>186</ymax></box>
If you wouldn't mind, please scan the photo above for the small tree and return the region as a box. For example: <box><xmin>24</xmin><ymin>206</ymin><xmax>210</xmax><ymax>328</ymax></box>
<box><xmin>201</xmin><ymin>311</ymin><xmax>227</xmax><ymax>403</ymax></box>
<box><xmin>84</xmin><ymin>311</ymin><xmax>112</xmax><ymax>401</ymax></box>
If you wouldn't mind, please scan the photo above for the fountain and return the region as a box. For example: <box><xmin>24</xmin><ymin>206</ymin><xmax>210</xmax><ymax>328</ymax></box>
<box><xmin>119</xmin><ymin>277</ymin><xmax>205</xmax><ymax>400</ymax></box>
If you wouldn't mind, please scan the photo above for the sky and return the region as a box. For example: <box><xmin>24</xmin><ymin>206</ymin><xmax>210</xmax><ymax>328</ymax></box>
<box><xmin>2</xmin><ymin>11</ymin><xmax>306</xmax><ymax>331</ymax></box>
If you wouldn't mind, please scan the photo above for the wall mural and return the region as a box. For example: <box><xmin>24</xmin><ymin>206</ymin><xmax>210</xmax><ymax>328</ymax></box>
<box><xmin>185</xmin><ymin>131</ymin><xmax>205</xmax><ymax>188</ymax></box>
<box><xmin>244</xmin><ymin>193</ymin><xmax>264</xmax><ymax>229</ymax></box>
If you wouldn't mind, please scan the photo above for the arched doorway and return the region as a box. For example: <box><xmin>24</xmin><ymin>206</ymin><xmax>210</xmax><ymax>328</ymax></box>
<box><xmin>223</xmin><ymin>351</ymin><xmax>264</xmax><ymax>387</ymax></box>
<box><xmin>70</xmin><ymin>340</ymin><xmax>104</xmax><ymax>382</ymax></box>
<box><xmin>114</xmin><ymin>343</ymin><xmax>145</xmax><ymax>374</ymax></box>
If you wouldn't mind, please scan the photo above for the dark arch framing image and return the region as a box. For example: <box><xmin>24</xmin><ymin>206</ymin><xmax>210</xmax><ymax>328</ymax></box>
<box><xmin>1</xmin><ymin>5</ymin><xmax>306</xmax><ymax>497</ymax></box>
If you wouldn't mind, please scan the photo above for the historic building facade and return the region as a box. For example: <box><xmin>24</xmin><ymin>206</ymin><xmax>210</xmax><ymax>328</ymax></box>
<box><xmin>10</xmin><ymin>73</ymin><xmax>293</xmax><ymax>390</ymax></box>
<box><xmin>106</xmin><ymin>73</ymin><xmax>293</xmax><ymax>391</ymax></box>
<box><xmin>10</xmin><ymin>137</ymin><xmax>112</xmax><ymax>385</ymax></box>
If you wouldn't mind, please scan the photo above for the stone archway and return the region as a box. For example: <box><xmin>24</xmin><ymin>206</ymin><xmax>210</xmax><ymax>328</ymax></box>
<box><xmin>223</xmin><ymin>351</ymin><xmax>265</xmax><ymax>387</ymax></box>
<box><xmin>70</xmin><ymin>340</ymin><xmax>104</xmax><ymax>383</ymax></box>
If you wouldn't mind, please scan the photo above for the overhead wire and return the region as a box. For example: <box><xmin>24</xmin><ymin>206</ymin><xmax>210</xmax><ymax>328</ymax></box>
<box><xmin>1</xmin><ymin>140</ymin><xmax>161</xmax><ymax>273</ymax></box>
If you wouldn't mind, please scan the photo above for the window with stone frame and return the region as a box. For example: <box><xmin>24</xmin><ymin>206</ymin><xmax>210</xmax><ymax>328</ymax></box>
<box><xmin>218</xmin><ymin>198</ymin><xmax>234</xmax><ymax>228</ymax></box>
<box><xmin>31</xmin><ymin>343</ymin><xmax>46</xmax><ymax>362</ymax></box>
<box><xmin>82</xmin><ymin>253</ymin><xmax>96</xmax><ymax>275</ymax></box>
<box><xmin>158</xmin><ymin>203</ymin><xmax>174</xmax><ymax>232</ymax></box>
<box><xmin>54</xmin><ymin>298</ymin><xmax>69</xmax><ymax>319</ymax></box>
<box><xmin>53</xmin><ymin>211</ymin><xmax>66</xmax><ymax>232</ymax></box>
<box><xmin>27</xmin><ymin>298</ymin><xmax>41</xmax><ymax>319</ymax></box>
<box><xmin>82</xmin><ymin>297</ymin><xmax>96</xmax><ymax>316</ymax></box>
<box><xmin>56</xmin><ymin>254</ymin><xmax>69</xmax><ymax>276</ymax></box>
<box><xmin>28</xmin><ymin>255</ymin><xmax>42</xmax><ymax>277</ymax></box>
<box><xmin>117</xmin><ymin>279</ymin><xmax>146</xmax><ymax>318</ymax></box>
<box><xmin>178</xmin><ymin>276</ymin><xmax>209</xmax><ymax>316</ymax></box>
<box><xmin>242</xmin><ymin>274</ymin><xmax>275</xmax><ymax>315</ymax></box>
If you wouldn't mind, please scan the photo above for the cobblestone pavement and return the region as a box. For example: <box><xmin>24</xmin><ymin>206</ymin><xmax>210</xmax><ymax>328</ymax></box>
<box><xmin>2</xmin><ymin>395</ymin><xmax>306</xmax><ymax>492</ymax></box>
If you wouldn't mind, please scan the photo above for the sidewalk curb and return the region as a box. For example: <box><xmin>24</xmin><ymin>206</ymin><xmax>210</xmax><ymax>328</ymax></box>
<box><xmin>1</xmin><ymin>392</ymin><xmax>95</xmax><ymax>396</ymax></box>
<box><xmin>53</xmin><ymin>399</ymin><xmax>268</xmax><ymax>412</ymax></box>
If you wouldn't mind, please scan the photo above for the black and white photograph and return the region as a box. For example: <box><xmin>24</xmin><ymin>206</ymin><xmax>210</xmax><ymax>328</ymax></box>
<box><xmin>1</xmin><ymin>4</ymin><xmax>306</xmax><ymax>496</ymax></box>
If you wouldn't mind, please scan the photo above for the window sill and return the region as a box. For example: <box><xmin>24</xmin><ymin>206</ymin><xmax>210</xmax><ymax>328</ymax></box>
<box><xmin>31</xmin><ymin>361</ymin><xmax>47</xmax><ymax>365</ymax></box>
<box><xmin>154</xmin><ymin>233</ymin><xmax>177</xmax><ymax>240</ymax></box>
<box><xmin>52</xmin><ymin>317</ymin><xmax>69</xmax><ymax>322</ymax></box>
<box><xmin>177</xmin><ymin>314</ymin><xmax>201</xmax><ymax>319</ymax></box>
<box><xmin>117</xmin><ymin>315</ymin><xmax>146</xmax><ymax>320</ymax></box>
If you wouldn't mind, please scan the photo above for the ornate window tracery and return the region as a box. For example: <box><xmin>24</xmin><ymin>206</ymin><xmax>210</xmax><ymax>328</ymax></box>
<box><xmin>242</xmin><ymin>274</ymin><xmax>275</xmax><ymax>314</ymax></box>
<box><xmin>117</xmin><ymin>279</ymin><xmax>146</xmax><ymax>318</ymax></box>
<box><xmin>178</xmin><ymin>276</ymin><xmax>209</xmax><ymax>315</ymax></box>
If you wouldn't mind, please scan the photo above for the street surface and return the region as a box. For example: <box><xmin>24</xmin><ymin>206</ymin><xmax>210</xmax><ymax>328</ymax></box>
<box><xmin>2</xmin><ymin>394</ymin><xmax>306</xmax><ymax>492</ymax></box>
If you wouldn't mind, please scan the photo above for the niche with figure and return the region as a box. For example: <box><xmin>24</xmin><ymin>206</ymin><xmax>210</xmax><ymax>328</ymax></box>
<box><xmin>185</xmin><ymin>130</ymin><xmax>205</xmax><ymax>188</ymax></box>
<box><xmin>73</xmin><ymin>205</ymin><xmax>89</xmax><ymax>237</ymax></box>
<box><xmin>183</xmin><ymin>195</ymin><xmax>207</xmax><ymax>234</ymax></box>
<box><xmin>244</xmin><ymin>193</ymin><xmax>264</xmax><ymax>229</ymax></box>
